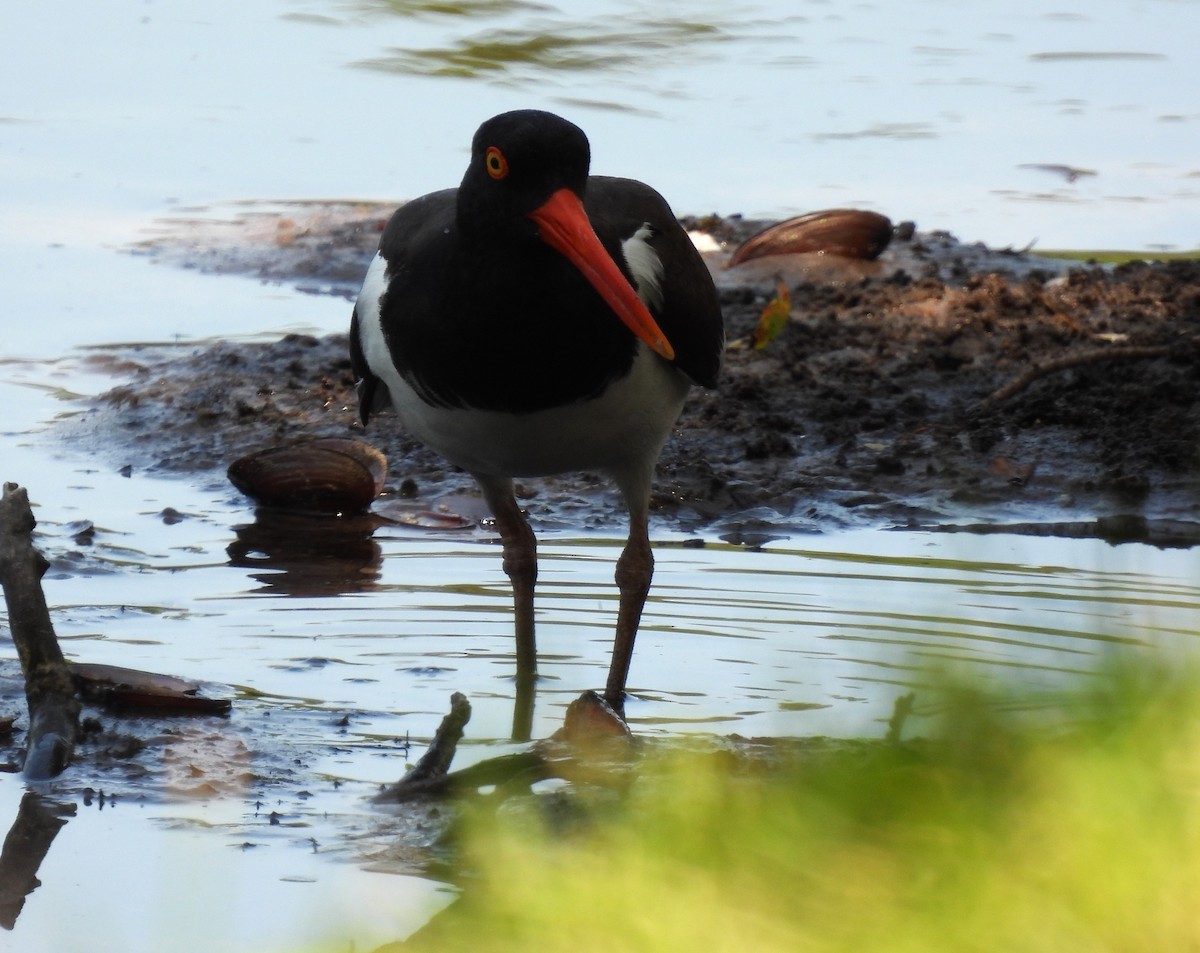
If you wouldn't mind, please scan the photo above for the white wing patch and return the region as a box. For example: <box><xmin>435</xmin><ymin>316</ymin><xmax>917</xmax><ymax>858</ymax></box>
<box><xmin>620</xmin><ymin>223</ymin><xmax>664</xmax><ymax>313</ymax></box>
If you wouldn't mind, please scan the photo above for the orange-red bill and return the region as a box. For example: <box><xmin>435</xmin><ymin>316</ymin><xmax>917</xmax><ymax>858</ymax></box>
<box><xmin>528</xmin><ymin>188</ymin><xmax>676</xmax><ymax>361</ymax></box>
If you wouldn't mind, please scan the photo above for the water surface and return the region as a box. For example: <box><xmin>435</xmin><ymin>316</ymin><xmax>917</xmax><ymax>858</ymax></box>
<box><xmin>2</xmin><ymin>1</ymin><xmax>1200</xmax><ymax>949</ymax></box>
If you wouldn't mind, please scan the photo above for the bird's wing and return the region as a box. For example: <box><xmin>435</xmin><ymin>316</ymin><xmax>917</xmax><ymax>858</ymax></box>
<box><xmin>349</xmin><ymin>189</ymin><xmax>460</xmax><ymax>420</ymax></box>
<box><xmin>586</xmin><ymin>176</ymin><xmax>725</xmax><ymax>389</ymax></box>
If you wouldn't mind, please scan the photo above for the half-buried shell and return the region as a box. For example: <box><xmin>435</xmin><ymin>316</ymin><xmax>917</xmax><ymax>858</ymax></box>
<box><xmin>728</xmin><ymin>209</ymin><xmax>894</xmax><ymax>266</ymax></box>
<box><xmin>228</xmin><ymin>437</ymin><xmax>387</xmax><ymax>514</ymax></box>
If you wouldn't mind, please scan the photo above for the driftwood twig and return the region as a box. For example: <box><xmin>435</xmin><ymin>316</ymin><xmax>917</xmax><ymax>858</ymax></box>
<box><xmin>375</xmin><ymin>690</ymin><xmax>637</xmax><ymax>803</ymax></box>
<box><xmin>375</xmin><ymin>692</ymin><xmax>473</xmax><ymax>800</ymax></box>
<box><xmin>980</xmin><ymin>344</ymin><xmax>1171</xmax><ymax>408</ymax></box>
<box><xmin>0</xmin><ymin>483</ymin><xmax>80</xmax><ymax>778</ymax></box>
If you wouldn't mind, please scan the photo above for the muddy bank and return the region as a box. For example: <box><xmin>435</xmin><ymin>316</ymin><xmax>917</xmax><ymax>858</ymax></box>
<box><xmin>67</xmin><ymin>203</ymin><xmax>1200</xmax><ymax>541</ymax></box>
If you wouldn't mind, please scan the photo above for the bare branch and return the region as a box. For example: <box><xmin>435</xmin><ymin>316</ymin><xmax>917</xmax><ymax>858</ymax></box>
<box><xmin>980</xmin><ymin>345</ymin><xmax>1172</xmax><ymax>408</ymax></box>
<box><xmin>0</xmin><ymin>483</ymin><xmax>80</xmax><ymax>778</ymax></box>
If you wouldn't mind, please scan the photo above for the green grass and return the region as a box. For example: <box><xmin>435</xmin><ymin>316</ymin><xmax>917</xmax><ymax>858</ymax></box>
<box><xmin>387</xmin><ymin>661</ymin><xmax>1200</xmax><ymax>952</ymax></box>
<box><xmin>1036</xmin><ymin>248</ymin><xmax>1200</xmax><ymax>264</ymax></box>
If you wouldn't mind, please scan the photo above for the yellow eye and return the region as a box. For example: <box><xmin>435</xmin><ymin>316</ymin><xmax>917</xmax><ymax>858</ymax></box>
<box><xmin>485</xmin><ymin>146</ymin><xmax>509</xmax><ymax>180</ymax></box>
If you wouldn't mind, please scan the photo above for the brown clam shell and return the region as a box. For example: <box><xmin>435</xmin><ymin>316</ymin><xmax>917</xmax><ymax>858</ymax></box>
<box><xmin>71</xmin><ymin>662</ymin><xmax>232</xmax><ymax>714</ymax></box>
<box><xmin>728</xmin><ymin>209</ymin><xmax>894</xmax><ymax>266</ymax></box>
<box><xmin>228</xmin><ymin>437</ymin><xmax>388</xmax><ymax>514</ymax></box>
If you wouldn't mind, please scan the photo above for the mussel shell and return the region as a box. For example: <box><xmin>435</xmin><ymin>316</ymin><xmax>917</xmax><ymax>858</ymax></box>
<box><xmin>301</xmin><ymin>437</ymin><xmax>388</xmax><ymax>494</ymax></box>
<box><xmin>560</xmin><ymin>690</ymin><xmax>632</xmax><ymax>742</ymax></box>
<box><xmin>228</xmin><ymin>438</ymin><xmax>388</xmax><ymax>514</ymax></box>
<box><xmin>728</xmin><ymin>209</ymin><xmax>894</xmax><ymax>266</ymax></box>
<box><xmin>71</xmin><ymin>662</ymin><xmax>231</xmax><ymax>714</ymax></box>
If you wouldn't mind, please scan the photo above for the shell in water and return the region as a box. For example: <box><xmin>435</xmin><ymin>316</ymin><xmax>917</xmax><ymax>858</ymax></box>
<box><xmin>728</xmin><ymin>209</ymin><xmax>893</xmax><ymax>266</ymax></box>
<box><xmin>228</xmin><ymin>438</ymin><xmax>387</xmax><ymax>514</ymax></box>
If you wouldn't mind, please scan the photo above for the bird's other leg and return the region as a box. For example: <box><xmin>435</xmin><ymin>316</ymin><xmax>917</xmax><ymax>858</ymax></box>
<box><xmin>477</xmin><ymin>477</ymin><xmax>538</xmax><ymax>723</ymax></box>
<box><xmin>606</xmin><ymin>494</ymin><xmax>653</xmax><ymax>714</ymax></box>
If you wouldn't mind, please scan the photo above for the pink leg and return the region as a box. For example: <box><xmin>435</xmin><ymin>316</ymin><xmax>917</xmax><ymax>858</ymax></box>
<box><xmin>605</xmin><ymin>504</ymin><xmax>653</xmax><ymax>711</ymax></box>
<box><xmin>477</xmin><ymin>478</ymin><xmax>537</xmax><ymax>678</ymax></box>
<box><xmin>478</xmin><ymin>477</ymin><xmax>538</xmax><ymax>741</ymax></box>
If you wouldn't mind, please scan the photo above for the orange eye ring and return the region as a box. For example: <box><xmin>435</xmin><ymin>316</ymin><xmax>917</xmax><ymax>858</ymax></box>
<box><xmin>485</xmin><ymin>146</ymin><xmax>509</xmax><ymax>180</ymax></box>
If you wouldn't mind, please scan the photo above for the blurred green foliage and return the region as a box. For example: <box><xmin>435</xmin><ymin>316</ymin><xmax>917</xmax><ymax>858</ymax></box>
<box><xmin>391</xmin><ymin>659</ymin><xmax>1200</xmax><ymax>952</ymax></box>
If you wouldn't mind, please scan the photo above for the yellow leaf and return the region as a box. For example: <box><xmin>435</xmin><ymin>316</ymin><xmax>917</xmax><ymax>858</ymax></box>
<box><xmin>751</xmin><ymin>279</ymin><xmax>791</xmax><ymax>350</ymax></box>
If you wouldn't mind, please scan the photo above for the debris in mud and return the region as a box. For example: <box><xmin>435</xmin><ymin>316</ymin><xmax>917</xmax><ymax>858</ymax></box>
<box><xmin>1</xmin><ymin>481</ymin><xmax>233</xmax><ymax>791</ymax></box>
<box><xmin>130</xmin><ymin>200</ymin><xmax>392</xmax><ymax>297</ymax></box>
<box><xmin>375</xmin><ymin>692</ymin><xmax>473</xmax><ymax>801</ymax></box>
<box><xmin>375</xmin><ymin>690</ymin><xmax>639</xmax><ymax>804</ymax></box>
<box><xmin>71</xmin><ymin>662</ymin><xmax>232</xmax><ymax>715</ymax></box>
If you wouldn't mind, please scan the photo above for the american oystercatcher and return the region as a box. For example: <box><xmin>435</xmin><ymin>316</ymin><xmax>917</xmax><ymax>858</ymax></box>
<box><xmin>350</xmin><ymin>109</ymin><xmax>723</xmax><ymax>718</ymax></box>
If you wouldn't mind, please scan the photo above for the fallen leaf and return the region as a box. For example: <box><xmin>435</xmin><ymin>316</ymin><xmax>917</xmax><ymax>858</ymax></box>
<box><xmin>751</xmin><ymin>279</ymin><xmax>792</xmax><ymax>350</ymax></box>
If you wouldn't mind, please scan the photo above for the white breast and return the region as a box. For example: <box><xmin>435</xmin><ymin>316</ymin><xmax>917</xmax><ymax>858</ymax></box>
<box><xmin>355</xmin><ymin>249</ymin><xmax>689</xmax><ymax>485</ymax></box>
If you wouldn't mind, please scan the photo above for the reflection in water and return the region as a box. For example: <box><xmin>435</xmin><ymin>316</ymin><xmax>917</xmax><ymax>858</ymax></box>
<box><xmin>224</xmin><ymin>506</ymin><xmax>549</xmax><ymax>735</ymax></box>
<box><xmin>355</xmin><ymin>12</ymin><xmax>741</xmax><ymax>90</ymax></box>
<box><xmin>0</xmin><ymin>794</ymin><xmax>73</xmax><ymax>930</ymax></box>
<box><xmin>227</xmin><ymin>509</ymin><xmax>383</xmax><ymax>596</ymax></box>
<box><xmin>928</xmin><ymin>515</ymin><xmax>1200</xmax><ymax>550</ymax></box>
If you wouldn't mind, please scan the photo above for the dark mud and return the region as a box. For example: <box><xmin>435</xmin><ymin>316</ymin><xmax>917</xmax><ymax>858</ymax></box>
<box><xmin>69</xmin><ymin>202</ymin><xmax>1200</xmax><ymax>543</ymax></box>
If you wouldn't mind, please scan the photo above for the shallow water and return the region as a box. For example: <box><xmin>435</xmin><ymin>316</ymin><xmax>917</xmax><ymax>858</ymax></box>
<box><xmin>2</xmin><ymin>371</ymin><xmax>1199</xmax><ymax>951</ymax></box>
<box><xmin>2</xmin><ymin>0</ymin><xmax>1200</xmax><ymax>948</ymax></box>
<box><xmin>25</xmin><ymin>477</ymin><xmax>1200</xmax><ymax>746</ymax></box>
<box><xmin>2</xmin><ymin>1</ymin><xmax>1198</xmax><ymax>314</ymax></box>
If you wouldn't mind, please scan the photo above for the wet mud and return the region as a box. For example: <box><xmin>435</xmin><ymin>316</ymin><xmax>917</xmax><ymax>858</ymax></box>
<box><xmin>68</xmin><ymin>203</ymin><xmax>1200</xmax><ymax>543</ymax></box>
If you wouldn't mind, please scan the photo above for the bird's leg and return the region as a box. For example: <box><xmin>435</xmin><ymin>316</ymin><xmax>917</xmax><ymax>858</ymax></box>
<box><xmin>605</xmin><ymin>503</ymin><xmax>653</xmax><ymax>713</ymax></box>
<box><xmin>477</xmin><ymin>477</ymin><xmax>538</xmax><ymax>719</ymax></box>
<box><xmin>480</xmin><ymin>480</ymin><xmax>537</xmax><ymax>671</ymax></box>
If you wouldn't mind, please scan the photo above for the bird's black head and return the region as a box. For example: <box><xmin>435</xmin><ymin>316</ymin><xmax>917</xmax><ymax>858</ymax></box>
<box><xmin>454</xmin><ymin>109</ymin><xmax>677</xmax><ymax>364</ymax></box>
<box><xmin>458</xmin><ymin>110</ymin><xmax>591</xmax><ymax>237</ymax></box>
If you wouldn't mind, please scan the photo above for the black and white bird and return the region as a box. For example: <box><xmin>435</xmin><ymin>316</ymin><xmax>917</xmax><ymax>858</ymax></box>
<box><xmin>349</xmin><ymin>109</ymin><xmax>723</xmax><ymax>718</ymax></box>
